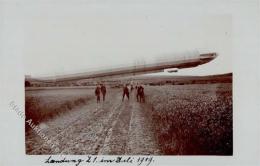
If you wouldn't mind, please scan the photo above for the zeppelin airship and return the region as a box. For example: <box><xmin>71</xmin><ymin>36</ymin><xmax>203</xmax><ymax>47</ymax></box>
<box><xmin>25</xmin><ymin>51</ymin><xmax>217</xmax><ymax>85</ymax></box>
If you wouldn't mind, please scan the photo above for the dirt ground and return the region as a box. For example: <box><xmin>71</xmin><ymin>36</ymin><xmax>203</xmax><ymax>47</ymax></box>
<box><xmin>26</xmin><ymin>83</ymin><xmax>232</xmax><ymax>155</ymax></box>
<box><xmin>26</xmin><ymin>88</ymin><xmax>161</xmax><ymax>155</ymax></box>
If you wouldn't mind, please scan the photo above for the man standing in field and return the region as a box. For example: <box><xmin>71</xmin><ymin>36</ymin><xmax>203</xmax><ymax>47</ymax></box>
<box><xmin>95</xmin><ymin>84</ymin><xmax>101</xmax><ymax>103</ymax></box>
<box><xmin>139</xmin><ymin>85</ymin><xmax>145</xmax><ymax>103</ymax></box>
<box><xmin>122</xmin><ymin>84</ymin><xmax>130</xmax><ymax>101</ymax></box>
<box><xmin>137</xmin><ymin>85</ymin><xmax>145</xmax><ymax>103</ymax></box>
<box><xmin>101</xmin><ymin>84</ymin><xmax>107</xmax><ymax>102</ymax></box>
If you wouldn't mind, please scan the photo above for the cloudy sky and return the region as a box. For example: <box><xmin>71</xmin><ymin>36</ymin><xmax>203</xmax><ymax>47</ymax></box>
<box><xmin>22</xmin><ymin>1</ymin><xmax>232</xmax><ymax>77</ymax></box>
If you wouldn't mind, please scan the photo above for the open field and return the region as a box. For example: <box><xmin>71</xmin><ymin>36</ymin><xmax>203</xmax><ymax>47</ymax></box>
<box><xmin>145</xmin><ymin>83</ymin><xmax>232</xmax><ymax>155</ymax></box>
<box><xmin>25</xmin><ymin>83</ymin><xmax>232</xmax><ymax>155</ymax></box>
<box><xmin>25</xmin><ymin>88</ymin><xmax>94</xmax><ymax>124</ymax></box>
<box><xmin>25</xmin><ymin>88</ymin><xmax>160</xmax><ymax>155</ymax></box>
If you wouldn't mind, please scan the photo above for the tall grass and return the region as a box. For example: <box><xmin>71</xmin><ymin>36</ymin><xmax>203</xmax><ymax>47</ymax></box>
<box><xmin>145</xmin><ymin>84</ymin><xmax>232</xmax><ymax>155</ymax></box>
<box><xmin>25</xmin><ymin>90</ymin><xmax>93</xmax><ymax>126</ymax></box>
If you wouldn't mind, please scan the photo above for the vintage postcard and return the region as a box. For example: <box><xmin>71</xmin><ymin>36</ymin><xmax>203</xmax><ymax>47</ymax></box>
<box><xmin>1</xmin><ymin>0</ymin><xmax>259</xmax><ymax>166</ymax></box>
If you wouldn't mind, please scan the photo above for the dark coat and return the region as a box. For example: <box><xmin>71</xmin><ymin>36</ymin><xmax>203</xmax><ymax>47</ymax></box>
<box><xmin>101</xmin><ymin>85</ymin><xmax>106</xmax><ymax>94</ymax></box>
<box><xmin>95</xmin><ymin>87</ymin><xmax>101</xmax><ymax>96</ymax></box>
<box><xmin>123</xmin><ymin>86</ymin><xmax>129</xmax><ymax>94</ymax></box>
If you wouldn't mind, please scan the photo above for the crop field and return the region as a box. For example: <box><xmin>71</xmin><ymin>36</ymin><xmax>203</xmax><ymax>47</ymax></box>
<box><xmin>145</xmin><ymin>83</ymin><xmax>232</xmax><ymax>155</ymax></box>
<box><xmin>25</xmin><ymin>88</ymin><xmax>94</xmax><ymax>125</ymax></box>
<box><xmin>25</xmin><ymin>83</ymin><xmax>232</xmax><ymax>155</ymax></box>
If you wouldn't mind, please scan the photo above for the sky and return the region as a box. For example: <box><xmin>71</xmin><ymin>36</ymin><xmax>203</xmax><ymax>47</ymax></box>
<box><xmin>22</xmin><ymin>1</ymin><xmax>232</xmax><ymax>77</ymax></box>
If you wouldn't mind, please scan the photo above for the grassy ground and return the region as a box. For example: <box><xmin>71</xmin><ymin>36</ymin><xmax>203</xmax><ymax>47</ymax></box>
<box><xmin>25</xmin><ymin>88</ymin><xmax>94</xmax><ymax>125</ymax></box>
<box><xmin>25</xmin><ymin>84</ymin><xmax>233</xmax><ymax>155</ymax></box>
<box><xmin>145</xmin><ymin>83</ymin><xmax>233</xmax><ymax>155</ymax></box>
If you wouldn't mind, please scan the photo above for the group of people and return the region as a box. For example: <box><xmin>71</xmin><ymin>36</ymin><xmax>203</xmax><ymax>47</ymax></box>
<box><xmin>136</xmin><ymin>85</ymin><xmax>145</xmax><ymax>103</ymax></box>
<box><xmin>121</xmin><ymin>84</ymin><xmax>145</xmax><ymax>102</ymax></box>
<box><xmin>94</xmin><ymin>83</ymin><xmax>145</xmax><ymax>103</ymax></box>
<box><xmin>94</xmin><ymin>84</ymin><xmax>106</xmax><ymax>103</ymax></box>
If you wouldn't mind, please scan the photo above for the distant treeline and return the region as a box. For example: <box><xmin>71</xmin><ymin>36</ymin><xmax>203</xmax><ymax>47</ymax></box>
<box><xmin>148</xmin><ymin>73</ymin><xmax>232</xmax><ymax>86</ymax></box>
<box><xmin>25</xmin><ymin>73</ymin><xmax>232</xmax><ymax>87</ymax></box>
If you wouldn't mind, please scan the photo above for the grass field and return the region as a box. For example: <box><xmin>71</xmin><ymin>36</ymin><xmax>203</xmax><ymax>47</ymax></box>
<box><xmin>25</xmin><ymin>83</ymin><xmax>232</xmax><ymax>155</ymax></box>
<box><xmin>145</xmin><ymin>83</ymin><xmax>232</xmax><ymax>155</ymax></box>
<box><xmin>25</xmin><ymin>88</ymin><xmax>94</xmax><ymax>125</ymax></box>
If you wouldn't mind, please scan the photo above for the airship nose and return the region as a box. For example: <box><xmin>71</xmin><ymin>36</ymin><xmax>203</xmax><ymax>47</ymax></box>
<box><xmin>212</xmin><ymin>52</ymin><xmax>218</xmax><ymax>58</ymax></box>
